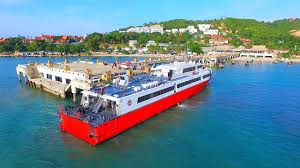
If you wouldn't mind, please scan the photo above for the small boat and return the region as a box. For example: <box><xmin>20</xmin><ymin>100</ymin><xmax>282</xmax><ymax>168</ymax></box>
<box><xmin>287</xmin><ymin>60</ymin><xmax>293</xmax><ymax>65</ymax></box>
<box><xmin>272</xmin><ymin>60</ymin><xmax>278</xmax><ymax>64</ymax></box>
<box><xmin>231</xmin><ymin>61</ymin><xmax>237</xmax><ymax>65</ymax></box>
<box><xmin>245</xmin><ymin>61</ymin><xmax>250</xmax><ymax>66</ymax></box>
<box><xmin>218</xmin><ymin>63</ymin><xmax>224</xmax><ymax>68</ymax></box>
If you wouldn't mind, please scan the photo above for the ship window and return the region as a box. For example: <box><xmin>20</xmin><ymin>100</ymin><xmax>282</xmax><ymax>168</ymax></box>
<box><xmin>46</xmin><ymin>74</ymin><xmax>52</xmax><ymax>79</ymax></box>
<box><xmin>203</xmin><ymin>74</ymin><xmax>211</xmax><ymax>79</ymax></box>
<box><xmin>183</xmin><ymin>66</ymin><xmax>196</xmax><ymax>73</ymax></box>
<box><xmin>55</xmin><ymin>76</ymin><xmax>62</xmax><ymax>82</ymax></box>
<box><xmin>177</xmin><ymin>77</ymin><xmax>202</xmax><ymax>88</ymax></box>
<box><xmin>137</xmin><ymin>86</ymin><xmax>174</xmax><ymax>103</ymax></box>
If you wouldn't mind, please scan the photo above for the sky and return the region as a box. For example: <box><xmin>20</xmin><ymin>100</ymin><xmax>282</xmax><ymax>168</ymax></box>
<box><xmin>0</xmin><ymin>0</ymin><xmax>299</xmax><ymax>37</ymax></box>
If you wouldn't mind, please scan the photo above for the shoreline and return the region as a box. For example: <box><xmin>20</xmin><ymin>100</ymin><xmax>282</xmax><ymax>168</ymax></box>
<box><xmin>232</xmin><ymin>57</ymin><xmax>300</xmax><ymax>63</ymax></box>
<box><xmin>1</xmin><ymin>53</ymin><xmax>300</xmax><ymax>63</ymax></box>
<box><xmin>0</xmin><ymin>53</ymin><xmax>174</xmax><ymax>58</ymax></box>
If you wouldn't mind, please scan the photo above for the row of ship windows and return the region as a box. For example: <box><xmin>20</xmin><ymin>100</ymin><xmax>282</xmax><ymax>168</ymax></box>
<box><xmin>203</xmin><ymin>74</ymin><xmax>211</xmax><ymax>79</ymax></box>
<box><xmin>178</xmin><ymin>74</ymin><xmax>211</xmax><ymax>88</ymax></box>
<box><xmin>183</xmin><ymin>66</ymin><xmax>196</xmax><ymax>73</ymax></box>
<box><xmin>137</xmin><ymin>73</ymin><xmax>211</xmax><ymax>103</ymax></box>
<box><xmin>138</xmin><ymin>74</ymin><xmax>210</xmax><ymax>103</ymax></box>
<box><xmin>182</xmin><ymin>65</ymin><xmax>202</xmax><ymax>73</ymax></box>
<box><xmin>177</xmin><ymin>77</ymin><xmax>202</xmax><ymax>88</ymax></box>
<box><xmin>137</xmin><ymin>86</ymin><xmax>175</xmax><ymax>103</ymax></box>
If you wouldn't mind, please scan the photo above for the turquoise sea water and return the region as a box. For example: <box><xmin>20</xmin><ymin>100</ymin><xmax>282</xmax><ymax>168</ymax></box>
<box><xmin>0</xmin><ymin>57</ymin><xmax>299</xmax><ymax>168</ymax></box>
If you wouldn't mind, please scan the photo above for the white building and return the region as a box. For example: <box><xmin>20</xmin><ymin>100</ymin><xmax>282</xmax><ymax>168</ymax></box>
<box><xmin>171</xmin><ymin>29</ymin><xmax>179</xmax><ymax>34</ymax></box>
<box><xmin>126</xmin><ymin>25</ymin><xmax>164</xmax><ymax>34</ymax></box>
<box><xmin>146</xmin><ymin>40</ymin><xmax>156</xmax><ymax>47</ymax></box>
<box><xmin>127</xmin><ymin>27</ymin><xmax>148</xmax><ymax>33</ymax></box>
<box><xmin>197</xmin><ymin>24</ymin><xmax>212</xmax><ymax>31</ymax></box>
<box><xmin>128</xmin><ymin>40</ymin><xmax>138</xmax><ymax>47</ymax></box>
<box><xmin>203</xmin><ymin>29</ymin><xmax>219</xmax><ymax>35</ymax></box>
<box><xmin>186</xmin><ymin>26</ymin><xmax>198</xmax><ymax>34</ymax></box>
<box><xmin>240</xmin><ymin>45</ymin><xmax>274</xmax><ymax>58</ymax></box>
<box><xmin>149</xmin><ymin>25</ymin><xmax>164</xmax><ymax>34</ymax></box>
<box><xmin>179</xmin><ymin>28</ymin><xmax>187</xmax><ymax>33</ymax></box>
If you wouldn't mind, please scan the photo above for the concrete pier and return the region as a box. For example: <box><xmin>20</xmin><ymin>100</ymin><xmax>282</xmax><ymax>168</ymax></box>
<box><xmin>28</xmin><ymin>78</ymin><xmax>67</xmax><ymax>99</ymax></box>
<box><xmin>16</xmin><ymin>55</ymin><xmax>238</xmax><ymax>100</ymax></box>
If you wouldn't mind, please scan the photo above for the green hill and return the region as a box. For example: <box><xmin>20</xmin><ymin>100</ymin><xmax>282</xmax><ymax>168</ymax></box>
<box><xmin>212</xmin><ymin>18</ymin><xmax>300</xmax><ymax>50</ymax></box>
<box><xmin>156</xmin><ymin>18</ymin><xmax>300</xmax><ymax>53</ymax></box>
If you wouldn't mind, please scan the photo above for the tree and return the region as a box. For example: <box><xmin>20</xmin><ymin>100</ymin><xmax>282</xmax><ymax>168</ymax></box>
<box><xmin>0</xmin><ymin>43</ymin><xmax>5</xmax><ymax>53</ymax></box>
<box><xmin>56</xmin><ymin>44</ymin><xmax>69</xmax><ymax>54</ymax></box>
<box><xmin>15</xmin><ymin>43</ymin><xmax>25</xmax><ymax>52</ymax></box>
<box><xmin>149</xmin><ymin>45</ymin><xmax>159</xmax><ymax>54</ymax></box>
<box><xmin>27</xmin><ymin>41</ymin><xmax>40</xmax><ymax>52</ymax></box>
<box><xmin>188</xmin><ymin>41</ymin><xmax>203</xmax><ymax>55</ymax></box>
<box><xmin>230</xmin><ymin>38</ymin><xmax>242</xmax><ymax>47</ymax></box>
<box><xmin>84</xmin><ymin>33</ymin><xmax>101</xmax><ymax>51</ymax></box>
<box><xmin>175</xmin><ymin>45</ymin><xmax>183</xmax><ymax>54</ymax></box>
<box><xmin>69</xmin><ymin>43</ymin><xmax>84</xmax><ymax>54</ymax></box>
<box><xmin>281</xmin><ymin>52</ymin><xmax>290</xmax><ymax>58</ymax></box>
<box><xmin>46</xmin><ymin>43</ymin><xmax>56</xmax><ymax>52</ymax></box>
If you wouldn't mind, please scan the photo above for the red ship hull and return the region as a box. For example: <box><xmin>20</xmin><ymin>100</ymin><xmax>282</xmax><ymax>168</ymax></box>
<box><xmin>59</xmin><ymin>80</ymin><xmax>209</xmax><ymax>146</ymax></box>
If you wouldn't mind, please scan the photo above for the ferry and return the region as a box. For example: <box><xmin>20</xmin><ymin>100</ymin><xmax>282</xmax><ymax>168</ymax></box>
<box><xmin>58</xmin><ymin>61</ymin><xmax>212</xmax><ymax>145</ymax></box>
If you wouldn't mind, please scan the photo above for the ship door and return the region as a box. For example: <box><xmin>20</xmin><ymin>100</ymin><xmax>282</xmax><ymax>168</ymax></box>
<box><xmin>168</xmin><ymin>70</ymin><xmax>173</xmax><ymax>81</ymax></box>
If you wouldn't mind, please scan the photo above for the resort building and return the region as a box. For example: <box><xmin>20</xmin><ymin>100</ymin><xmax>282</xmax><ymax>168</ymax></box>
<box><xmin>186</xmin><ymin>26</ymin><xmax>198</xmax><ymax>34</ymax></box>
<box><xmin>0</xmin><ymin>38</ymin><xmax>8</xmax><ymax>43</ymax></box>
<box><xmin>202</xmin><ymin>45</ymin><xmax>236</xmax><ymax>54</ymax></box>
<box><xmin>171</xmin><ymin>29</ymin><xmax>179</xmax><ymax>34</ymax></box>
<box><xmin>179</xmin><ymin>28</ymin><xmax>187</xmax><ymax>33</ymax></box>
<box><xmin>146</xmin><ymin>40</ymin><xmax>156</xmax><ymax>47</ymax></box>
<box><xmin>167</xmin><ymin>25</ymin><xmax>198</xmax><ymax>34</ymax></box>
<box><xmin>127</xmin><ymin>27</ymin><xmax>147</xmax><ymax>33</ymax></box>
<box><xmin>209</xmin><ymin>35</ymin><xmax>229</xmax><ymax>46</ymax></box>
<box><xmin>197</xmin><ymin>24</ymin><xmax>212</xmax><ymax>31</ymax></box>
<box><xmin>35</xmin><ymin>35</ymin><xmax>56</xmax><ymax>42</ymax></box>
<box><xmin>128</xmin><ymin>40</ymin><xmax>138</xmax><ymax>47</ymax></box>
<box><xmin>203</xmin><ymin>29</ymin><xmax>219</xmax><ymax>35</ymax></box>
<box><xmin>240</xmin><ymin>38</ymin><xmax>252</xmax><ymax>46</ymax></box>
<box><xmin>126</xmin><ymin>25</ymin><xmax>164</xmax><ymax>34</ymax></box>
<box><xmin>158</xmin><ymin>43</ymin><xmax>170</xmax><ymax>49</ymax></box>
<box><xmin>240</xmin><ymin>45</ymin><xmax>274</xmax><ymax>58</ymax></box>
<box><xmin>149</xmin><ymin>25</ymin><xmax>164</xmax><ymax>34</ymax></box>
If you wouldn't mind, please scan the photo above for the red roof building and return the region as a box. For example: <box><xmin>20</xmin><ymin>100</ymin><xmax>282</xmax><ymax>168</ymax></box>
<box><xmin>240</xmin><ymin>38</ymin><xmax>252</xmax><ymax>45</ymax></box>
<box><xmin>209</xmin><ymin>35</ymin><xmax>229</xmax><ymax>46</ymax></box>
<box><xmin>35</xmin><ymin>35</ymin><xmax>56</xmax><ymax>41</ymax></box>
<box><xmin>210</xmin><ymin>34</ymin><xmax>223</xmax><ymax>39</ymax></box>
<box><xmin>0</xmin><ymin>38</ymin><xmax>8</xmax><ymax>43</ymax></box>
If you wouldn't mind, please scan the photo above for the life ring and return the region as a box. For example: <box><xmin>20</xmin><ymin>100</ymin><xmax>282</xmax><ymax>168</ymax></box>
<box><xmin>127</xmin><ymin>100</ymin><xmax>132</xmax><ymax>106</ymax></box>
<box><xmin>58</xmin><ymin>116</ymin><xmax>63</xmax><ymax>124</ymax></box>
<box><xmin>89</xmin><ymin>129</ymin><xmax>95</xmax><ymax>138</ymax></box>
